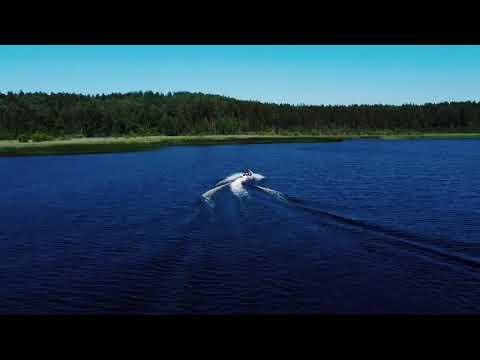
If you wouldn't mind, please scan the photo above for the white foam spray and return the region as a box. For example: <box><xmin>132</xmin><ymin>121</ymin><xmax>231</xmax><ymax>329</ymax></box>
<box><xmin>202</xmin><ymin>183</ymin><xmax>230</xmax><ymax>206</ymax></box>
<box><xmin>215</xmin><ymin>172</ymin><xmax>265</xmax><ymax>187</ymax></box>
<box><xmin>215</xmin><ymin>172</ymin><xmax>244</xmax><ymax>187</ymax></box>
<box><xmin>255</xmin><ymin>185</ymin><xmax>287</xmax><ymax>202</ymax></box>
<box><xmin>203</xmin><ymin>170</ymin><xmax>266</xmax><ymax>202</ymax></box>
<box><xmin>230</xmin><ymin>177</ymin><xmax>249</xmax><ymax>197</ymax></box>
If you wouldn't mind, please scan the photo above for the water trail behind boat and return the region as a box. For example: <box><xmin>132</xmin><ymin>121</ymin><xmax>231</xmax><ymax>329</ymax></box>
<box><xmin>215</xmin><ymin>173</ymin><xmax>244</xmax><ymax>187</ymax></box>
<box><xmin>254</xmin><ymin>184</ymin><xmax>480</xmax><ymax>269</ymax></box>
<box><xmin>255</xmin><ymin>185</ymin><xmax>286</xmax><ymax>201</ymax></box>
<box><xmin>202</xmin><ymin>183</ymin><xmax>230</xmax><ymax>206</ymax></box>
<box><xmin>229</xmin><ymin>172</ymin><xmax>265</xmax><ymax>198</ymax></box>
<box><xmin>204</xmin><ymin>171</ymin><xmax>265</xmax><ymax>203</ymax></box>
<box><xmin>230</xmin><ymin>177</ymin><xmax>249</xmax><ymax>198</ymax></box>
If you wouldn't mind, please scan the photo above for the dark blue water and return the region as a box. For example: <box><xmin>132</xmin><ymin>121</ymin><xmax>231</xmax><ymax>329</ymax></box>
<box><xmin>1</xmin><ymin>139</ymin><xmax>480</xmax><ymax>314</ymax></box>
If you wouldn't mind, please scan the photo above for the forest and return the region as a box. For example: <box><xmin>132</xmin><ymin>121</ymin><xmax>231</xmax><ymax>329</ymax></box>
<box><xmin>1</xmin><ymin>91</ymin><xmax>480</xmax><ymax>140</ymax></box>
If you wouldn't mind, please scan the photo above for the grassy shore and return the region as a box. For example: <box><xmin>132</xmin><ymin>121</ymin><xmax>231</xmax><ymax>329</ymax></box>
<box><xmin>380</xmin><ymin>133</ymin><xmax>480</xmax><ymax>140</ymax></box>
<box><xmin>0</xmin><ymin>135</ymin><xmax>343</xmax><ymax>157</ymax></box>
<box><xmin>1</xmin><ymin>133</ymin><xmax>479</xmax><ymax>157</ymax></box>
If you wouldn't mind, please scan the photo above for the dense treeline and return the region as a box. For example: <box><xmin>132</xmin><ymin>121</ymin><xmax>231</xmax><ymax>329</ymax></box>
<box><xmin>1</xmin><ymin>91</ymin><xmax>480</xmax><ymax>139</ymax></box>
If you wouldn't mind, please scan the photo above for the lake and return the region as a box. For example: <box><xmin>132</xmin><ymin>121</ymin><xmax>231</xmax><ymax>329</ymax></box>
<box><xmin>1</xmin><ymin>139</ymin><xmax>479</xmax><ymax>314</ymax></box>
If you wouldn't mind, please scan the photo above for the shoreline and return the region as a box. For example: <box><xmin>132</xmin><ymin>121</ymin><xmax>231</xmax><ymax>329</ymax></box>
<box><xmin>1</xmin><ymin>133</ymin><xmax>480</xmax><ymax>157</ymax></box>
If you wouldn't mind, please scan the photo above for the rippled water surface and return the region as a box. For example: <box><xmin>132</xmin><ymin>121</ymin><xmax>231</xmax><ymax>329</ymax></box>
<box><xmin>1</xmin><ymin>139</ymin><xmax>480</xmax><ymax>314</ymax></box>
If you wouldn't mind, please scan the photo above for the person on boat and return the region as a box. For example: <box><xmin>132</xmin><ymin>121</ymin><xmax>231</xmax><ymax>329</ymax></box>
<box><xmin>244</xmin><ymin>169</ymin><xmax>252</xmax><ymax>177</ymax></box>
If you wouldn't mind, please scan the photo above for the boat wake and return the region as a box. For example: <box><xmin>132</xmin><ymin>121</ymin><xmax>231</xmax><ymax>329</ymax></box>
<box><xmin>202</xmin><ymin>173</ymin><xmax>480</xmax><ymax>269</ymax></box>
<box><xmin>214</xmin><ymin>173</ymin><xmax>244</xmax><ymax>187</ymax></box>
<box><xmin>254</xmin><ymin>185</ymin><xmax>287</xmax><ymax>201</ymax></box>
<box><xmin>253</xmin><ymin>185</ymin><xmax>480</xmax><ymax>269</ymax></box>
<box><xmin>229</xmin><ymin>177</ymin><xmax>249</xmax><ymax>198</ymax></box>
<box><xmin>201</xmin><ymin>183</ymin><xmax>230</xmax><ymax>207</ymax></box>
<box><xmin>202</xmin><ymin>171</ymin><xmax>265</xmax><ymax>204</ymax></box>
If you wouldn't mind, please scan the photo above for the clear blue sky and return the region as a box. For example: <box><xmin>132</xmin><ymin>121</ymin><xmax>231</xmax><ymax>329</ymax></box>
<box><xmin>1</xmin><ymin>45</ymin><xmax>479</xmax><ymax>105</ymax></box>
